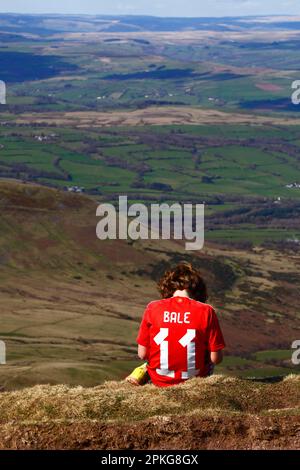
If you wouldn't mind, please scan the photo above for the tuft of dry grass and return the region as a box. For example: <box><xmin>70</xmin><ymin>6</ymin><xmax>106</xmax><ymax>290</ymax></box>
<box><xmin>0</xmin><ymin>375</ymin><xmax>299</xmax><ymax>425</ymax></box>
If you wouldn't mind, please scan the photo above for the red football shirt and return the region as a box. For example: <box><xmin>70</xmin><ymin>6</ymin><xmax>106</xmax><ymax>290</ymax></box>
<box><xmin>136</xmin><ymin>296</ymin><xmax>225</xmax><ymax>387</ymax></box>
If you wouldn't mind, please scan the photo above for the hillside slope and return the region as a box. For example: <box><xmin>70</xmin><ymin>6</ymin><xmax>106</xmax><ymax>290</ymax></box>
<box><xmin>0</xmin><ymin>375</ymin><xmax>299</xmax><ymax>449</ymax></box>
<box><xmin>0</xmin><ymin>180</ymin><xmax>299</xmax><ymax>388</ymax></box>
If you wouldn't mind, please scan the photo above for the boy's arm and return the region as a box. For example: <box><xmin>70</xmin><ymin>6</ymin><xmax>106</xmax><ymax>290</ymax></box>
<box><xmin>210</xmin><ymin>350</ymin><xmax>223</xmax><ymax>365</ymax></box>
<box><xmin>138</xmin><ymin>344</ymin><xmax>148</xmax><ymax>360</ymax></box>
<box><xmin>136</xmin><ymin>305</ymin><xmax>151</xmax><ymax>360</ymax></box>
<box><xmin>207</xmin><ymin>307</ymin><xmax>225</xmax><ymax>364</ymax></box>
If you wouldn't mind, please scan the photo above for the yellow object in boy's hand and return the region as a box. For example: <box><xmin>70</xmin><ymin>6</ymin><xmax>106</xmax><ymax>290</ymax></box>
<box><xmin>125</xmin><ymin>363</ymin><xmax>149</xmax><ymax>386</ymax></box>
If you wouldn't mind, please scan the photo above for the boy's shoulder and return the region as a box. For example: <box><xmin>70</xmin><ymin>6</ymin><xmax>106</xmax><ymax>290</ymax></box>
<box><xmin>145</xmin><ymin>298</ymin><xmax>169</xmax><ymax>309</ymax></box>
<box><xmin>190</xmin><ymin>299</ymin><xmax>215</xmax><ymax>311</ymax></box>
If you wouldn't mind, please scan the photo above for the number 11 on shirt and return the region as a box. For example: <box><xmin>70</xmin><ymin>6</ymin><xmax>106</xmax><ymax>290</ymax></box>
<box><xmin>154</xmin><ymin>328</ymin><xmax>200</xmax><ymax>379</ymax></box>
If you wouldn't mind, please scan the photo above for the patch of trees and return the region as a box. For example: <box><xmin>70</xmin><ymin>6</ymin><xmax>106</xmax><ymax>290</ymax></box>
<box><xmin>262</xmin><ymin>240</ymin><xmax>300</xmax><ymax>252</ymax></box>
<box><xmin>104</xmin><ymin>155</ymin><xmax>151</xmax><ymax>174</ymax></box>
<box><xmin>0</xmin><ymin>160</ymin><xmax>70</xmax><ymax>182</ymax></box>
<box><xmin>201</xmin><ymin>175</ymin><xmax>215</xmax><ymax>184</ymax></box>
<box><xmin>208</xmin><ymin>201</ymin><xmax>300</xmax><ymax>229</ymax></box>
<box><xmin>131</xmin><ymin>178</ymin><xmax>173</xmax><ymax>192</ymax></box>
<box><xmin>53</xmin><ymin>156</ymin><xmax>72</xmax><ymax>181</ymax></box>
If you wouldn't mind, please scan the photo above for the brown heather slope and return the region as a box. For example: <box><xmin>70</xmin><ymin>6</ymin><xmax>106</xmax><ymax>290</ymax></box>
<box><xmin>0</xmin><ymin>180</ymin><xmax>299</xmax><ymax>389</ymax></box>
<box><xmin>13</xmin><ymin>107</ymin><xmax>300</xmax><ymax>128</ymax></box>
<box><xmin>0</xmin><ymin>375</ymin><xmax>299</xmax><ymax>450</ymax></box>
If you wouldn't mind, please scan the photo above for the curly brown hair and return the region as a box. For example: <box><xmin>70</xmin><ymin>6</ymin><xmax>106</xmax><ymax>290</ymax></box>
<box><xmin>157</xmin><ymin>262</ymin><xmax>208</xmax><ymax>302</ymax></box>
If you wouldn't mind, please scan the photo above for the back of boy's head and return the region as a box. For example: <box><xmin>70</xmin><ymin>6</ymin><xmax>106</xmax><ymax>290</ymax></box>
<box><xmin>158</xmin><ymin>262</ymin><xmax>208</xmax><ymax>303</ymax></box>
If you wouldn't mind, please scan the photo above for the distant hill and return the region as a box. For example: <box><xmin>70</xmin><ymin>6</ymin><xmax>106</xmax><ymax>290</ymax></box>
<box><xmin>0</xmin><ymin>13</ymin><xmax>300</xmax><ymax>35</ymax></box>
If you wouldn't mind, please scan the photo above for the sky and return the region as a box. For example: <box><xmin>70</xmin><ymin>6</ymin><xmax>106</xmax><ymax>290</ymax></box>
<box><xmin>0</xmin><ymin>0</ymin><xmax>299</xmax><ymax>17</ymax></box>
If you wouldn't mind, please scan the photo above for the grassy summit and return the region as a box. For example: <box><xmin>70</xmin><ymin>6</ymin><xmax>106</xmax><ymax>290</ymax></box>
<box><xmin>0</xmin><ymin>375</ymin><xmax>299</xmax><ymax>449</ymax></box>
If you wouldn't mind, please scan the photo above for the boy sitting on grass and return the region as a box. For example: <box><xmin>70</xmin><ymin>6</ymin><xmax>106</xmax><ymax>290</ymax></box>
<box><xmin>126</xmin><ymin>262</ymin><xmax>225</xmax><ymax>387</ymax></box>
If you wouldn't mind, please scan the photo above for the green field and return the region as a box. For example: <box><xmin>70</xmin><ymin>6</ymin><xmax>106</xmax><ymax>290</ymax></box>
<box><xmin>1</xmin><ymin>121</ymin><xmax>300</xmax><ymax>246</ymax></box>
<box><xmin>1</xmin><ymin>124</ymin><xmax>300</xmax><ymax>197</ymax></box>
<box><xmin>218</xmin><ymin>349</ymin><xmax>299</xmax><ymax>379</ymax></box>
